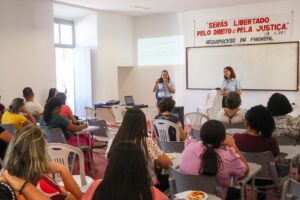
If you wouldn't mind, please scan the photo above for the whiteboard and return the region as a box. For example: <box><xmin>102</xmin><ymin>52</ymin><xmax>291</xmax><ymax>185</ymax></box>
<box><xmin>186</xmin><ymin>42</ymin><xmax>299</xmax><ymax>91</ymax></box>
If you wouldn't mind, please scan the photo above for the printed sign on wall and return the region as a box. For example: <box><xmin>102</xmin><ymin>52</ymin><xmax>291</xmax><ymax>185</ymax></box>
<box><xmin>194</xmin><ymin>13</ymin><xmax>292</xmax><ymax>45</ymax></box>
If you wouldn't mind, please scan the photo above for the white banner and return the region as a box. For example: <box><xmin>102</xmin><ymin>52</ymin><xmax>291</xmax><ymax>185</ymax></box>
<box><xmin>194</xmin><ymin>13</ymin><xmax>292</xmax><ymax>45</ymax></box>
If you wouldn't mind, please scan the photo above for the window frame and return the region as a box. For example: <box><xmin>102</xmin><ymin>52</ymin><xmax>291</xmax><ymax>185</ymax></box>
<box><xmin>54</xmin><ymin>18</ymin><xmax>75</xmax><ymax>48</ymax></box>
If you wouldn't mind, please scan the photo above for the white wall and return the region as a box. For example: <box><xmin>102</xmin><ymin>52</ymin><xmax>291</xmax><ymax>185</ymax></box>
<box><xmin>131</xmin><ymin>0</ymin><xmax>300</xmax><ymax>114</ymax></box>
<box><xmin>74</xmin><ymin>13</ymin><xmax>97</xmax><ymax>115</ymax></box>
<box><xmin>93</xmin><ymin>12</ymin><xmax>134</xmax><ymax>103</ymax></box>
<box><xmin>132</xmin><ymin>13</ymin><xmax>184</xmax><ymax>106</ymax></box>
<box><xmin>0</xmin><ymin>0</ymin><xmax>55</xmax><ymax>106</ymax></box>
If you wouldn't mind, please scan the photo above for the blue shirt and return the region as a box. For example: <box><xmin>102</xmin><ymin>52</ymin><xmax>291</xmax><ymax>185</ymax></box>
<box><xmin>221</xmin><ymin>78</ymin><xmax>241</xmax><ymax>92</ymax></box>
<box><xmin>156</xmin><ymin>81</ymin><xmax>175</xmax><ymax>98</ymax></box>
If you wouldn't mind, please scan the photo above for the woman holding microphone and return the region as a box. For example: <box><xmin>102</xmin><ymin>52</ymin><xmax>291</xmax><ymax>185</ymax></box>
<box><xmin>221</xmin><ymin>66</ymin><xmax>241</xmax><ymax>108</ymax></box>
<box><xmin>153</xmin><ymin>70</ymin><xmax>175</xmax><ymax>105</ymax></box>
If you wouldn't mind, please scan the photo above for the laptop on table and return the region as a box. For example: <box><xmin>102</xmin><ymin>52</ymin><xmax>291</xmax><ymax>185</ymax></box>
<box><xmin>124</xmin><ymin>96</ymin><xmax>148</xmax><ymax>109</ymax></box>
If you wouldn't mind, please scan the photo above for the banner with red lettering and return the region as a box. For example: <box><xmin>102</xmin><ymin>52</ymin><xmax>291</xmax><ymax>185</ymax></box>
<box><xmin>194</xmin><ymin>13</ymin><xmax>292</xmax><ymax>45</ymax></box>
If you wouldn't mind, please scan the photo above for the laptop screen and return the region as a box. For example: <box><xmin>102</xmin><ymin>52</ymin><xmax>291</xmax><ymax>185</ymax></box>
<box><xmin>124</xmin><ymin>96</ymin><xmax>135</xmax><ymax>105</ymax></box>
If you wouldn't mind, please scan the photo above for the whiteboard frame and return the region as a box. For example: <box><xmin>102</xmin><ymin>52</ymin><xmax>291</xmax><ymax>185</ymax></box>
<box><xmin>186</xmin><ymin>41</ymin><xmax>299</xmax><ymax>91</ymax></box>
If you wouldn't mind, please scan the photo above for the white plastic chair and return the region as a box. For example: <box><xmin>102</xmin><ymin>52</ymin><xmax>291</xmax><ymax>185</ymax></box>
<box><xmin>282</xmin><ymin>178</ymin><xmax>300</xmax><ymax>200</ymax></box>
<box><xmin>146</xmin><ymin>107</ymin><xmax>159</xmax><ymax>136</ymax></box>
<box><xmin>169</xmin><ymin>165</ymin><xmax>221</xmax><ymax>199</ymax></box>
<box><xmin>48</xmin><ymin>143</ymin><xmax>94</xmax><ymax>192</ymax></box>
<box><xmin>203</xmin><ymin>89</ymin><xmax>223</xmax><ymax>120</ymax></box>
<box><xmin>184</xmin><ymin>112</ymin><xmax>209</xmax><ymax>135</ymax></box>
<box><xmin>153</xmin><ymin>119</ymin><xmax>180</xmax><ymax>141</ymax></box>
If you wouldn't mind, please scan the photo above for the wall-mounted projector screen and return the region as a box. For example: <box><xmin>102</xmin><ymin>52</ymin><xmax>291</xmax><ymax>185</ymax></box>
<box><xmin>186</xmin><ymin>42</ymin><xmax>299</xmax><ymax>91</ymax></box>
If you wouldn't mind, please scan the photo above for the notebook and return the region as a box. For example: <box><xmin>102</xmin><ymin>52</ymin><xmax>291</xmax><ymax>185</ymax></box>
<box><xmin>124</xmin><ymin>96</ymin><xmax>148</xmax><ymax>108</ymax></box>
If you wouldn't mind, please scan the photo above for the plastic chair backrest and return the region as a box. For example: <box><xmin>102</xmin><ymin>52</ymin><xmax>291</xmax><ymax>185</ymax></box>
<box><xmin>84</xmin><ymin>106</ymin><xmax>96</xmax><ymax>120</ymax></box>
<box><xmin>87</xmin><ymin>119</ymin><xmax>108</xmax><ymax>137</ymax></box>
<box><xmin>204</xmin><ymin>90</ymin><xmax>223</xmax><ymax>120</ymax></box>
<box><xmin>241</xmin><ymin>151</ymin><xmax>278</xmax><ymax>185</ymax></box>
<box><xmin>0</xmin><ymin>124</ymin><xmax>16</xmax><ymax>135</ymax></box>
<box><xmin>169</xmin><ymin>165</ymin><xmax>218</xmax><ymax>199</ymax></box>
<box><xmin>48</xmin><ymin>143</ymin><xmax>87</xmax><ymax>186</ymax></box>
<box><xmin>157</xmin><ymin>139</ymin><xmax>184</xmax><ymax>153</ymax></box>
<box><xmin>184</xmin><ymin>112</ymin><xmax>209</xmax><ymax>133</ymax></box>
<box><xmin>282</xmin><ymin>178</ymin><xmax>300</xmax><ymax>200</ymax></box>
<box><xmin>153</xmin><ymin>119</ymin><xmax>180</xmax><ymax>141</ymax></box>
<box><xmin>191</xmin><ymin>128</ymin><xmax>201</xmax><ymax>141</ymax></box>
<box><xmin>274</xmin><ymin>135</ymin><xmax>297</xmax><ymax>146</ymax></box>
<box><xmin>44</xmin><ymin>128</ymin><xmax>67</xmax><ymax>144</ymax></box>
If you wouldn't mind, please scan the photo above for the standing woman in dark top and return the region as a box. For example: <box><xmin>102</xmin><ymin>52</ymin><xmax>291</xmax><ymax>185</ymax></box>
<box><xmin>233</xmin><ymin>105</ymin><xmax>279</xmax><ymax>157</ymax></box>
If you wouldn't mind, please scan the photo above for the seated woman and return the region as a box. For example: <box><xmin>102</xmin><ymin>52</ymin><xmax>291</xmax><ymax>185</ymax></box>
<box><xmin>41</xmin><ymin>97</ymin><xmax>94</xmax><ymax>168</ymax></box>
<box><xmin>82</xmin><ymin>141</ymin><xmax>169</xmax><ymax>200</ymax></box>
<box><xmin>267</xmin><ymin>93</ymin><xmax>300</xmax><ymax>140</ymax></box>
<box><xmin>217</xmin><ymin>91</ymin><xmax>246</xmax><ymax>127</ymax></box>
<box><xmin>56</xmin><ymin>92</ymin><xmax>77</xmax><ymax>125</ymax></box>
<box><xmin>180</xmin><ymin>120</ymin><xmax>249</xmax><ymax>199</ymax></box>
<box><xmin>155</xmin><ymin>97</ymin><xmax>186</xmax><ymax>141</ymax></box>
<box><xmin>0</xmin><ymin>125</ymin><xmax>12</xmax><ymax>161</ymax></box>
<box><xmin>1</xmin><ymin>98</ymin><xmax>35</xmax><ymax>130</ymax></box>
<box><xmin>2</xmin><ymin>125</ymin><xmax>82</xmax><ymax>200</ymax></box>
<box><xmin>106</xmin><ymin>108</ymin><xmax>171</xmax><ymax>188</ymax></box>
<box><xmin>233</xmin><ymin>105</ymin><xmax>279</xmax><ymax>157</ymax></box>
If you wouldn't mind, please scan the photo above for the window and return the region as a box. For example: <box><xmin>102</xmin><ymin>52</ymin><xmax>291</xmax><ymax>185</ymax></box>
<box><xmin>54</xmin><ymin>19</ymin><xmax>74</xmax><ymax>48</ymax></box>
<box><xmin>54</xmin><ymin>18</ymin><xmax>75</xmax><ymax>112</ymax></box>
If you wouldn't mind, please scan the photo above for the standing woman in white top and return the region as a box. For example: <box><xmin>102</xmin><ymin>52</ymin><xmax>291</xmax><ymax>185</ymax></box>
<box><xmin>153</xmin><ymin>70</ymin><xmax>175</xmax><ymax>105</ymax></box>
<box><xmin>221</xmin><ymin>66</ymin><xmax>241</xmax><ymax>108</ymax></box>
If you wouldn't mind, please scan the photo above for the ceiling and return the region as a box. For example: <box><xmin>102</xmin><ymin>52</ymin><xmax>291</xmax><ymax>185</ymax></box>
<box><xmin>55</xmin><ymin>0</ymin><xmax>284</xmax><ymax>16</ymax></box>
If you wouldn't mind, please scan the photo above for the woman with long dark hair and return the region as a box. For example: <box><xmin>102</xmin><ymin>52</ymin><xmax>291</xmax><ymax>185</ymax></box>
<box><xmin>220</xmin><ymin>66</ymin><xmax>241</xmax><ymax>108</ymax></box>
<box><xmin>82</xmin><ymin>141</ymin><xmax>168</xmax><ymax>200</ymax></box>
<box><xmin>41</xmin><ymin>97</ymin><xmax>93</xmax><ymax>169</ymax></box>
<box><xmin>105</xmin><ymin>108</ymin><xmax>171</xmax><ymax>185</ymax></box>
<box><xmin>180</xmin><ymin>120</ymin><xmax>249</xmax><ymax>199</ymax></box>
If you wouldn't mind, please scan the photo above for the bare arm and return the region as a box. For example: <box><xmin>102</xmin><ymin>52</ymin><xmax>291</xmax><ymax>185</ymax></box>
<box><xmin>0</xmin><ymin>130</ymin><xmax>11</xmax><ymax>143</ymax></box>
<box><xmin>164</xmin><ymin>81</ymin><xmax>175</xmax><ymax>94</ymax></box>
<box><xmin>0</xmin><ymin>170</ymin><xmax>50</xmax><ymax>200</ymax></box>
<box><xmin>70</xmin><ymin>114</ymin><xmax>78</xmax><ymax>125</ymax></box>
<box><xmin>153</xmin><ymin>79</ymin><xmax>159</xmax><ymax>92</ymax></box>
<box><xmin>224</xmin><ymin>136</ymin><xmax>249</xmax><ymax>178</ymax></box>
<box><xmin>178</xmin><ymin>124</ymin><xmax>187</xmax><ymax>141</ymax></box>
<box><xmin>21</xmin><ymin>107</ymin><xmax>36</xmax><ymax>124</ymax></box>
<box><xmin>49</xmin><ymin>162</ymin><xmax>82</xmax><ymax>199</ymax></box>
<box><xmin>67</xmin><ymin>122</ymin><xmax>88</xmax><ymax>133</ymax></box>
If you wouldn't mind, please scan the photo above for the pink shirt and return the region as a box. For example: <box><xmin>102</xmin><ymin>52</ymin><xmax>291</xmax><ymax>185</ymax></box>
<box><xmin>180</xmin><ymin>139</ymin><xmax>245</xmax><ymax>196</ymax></box>
<box><xmin>59</xmin><ymin>105</ymin><xmax>73</xmax><ymax>119</ymax></box>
